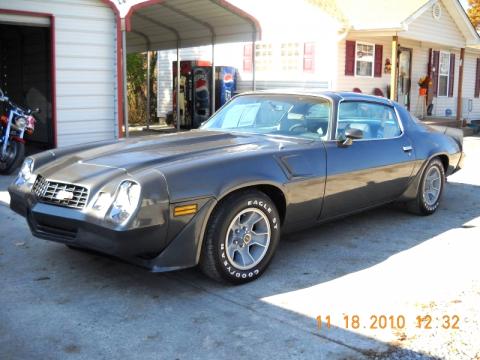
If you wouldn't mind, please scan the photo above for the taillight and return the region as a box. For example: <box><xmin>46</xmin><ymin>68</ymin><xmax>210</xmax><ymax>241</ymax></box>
<box><xmin>0</xmin><ymin>115</ymin><xmax>7</xmax><ymax>127</ymax></box>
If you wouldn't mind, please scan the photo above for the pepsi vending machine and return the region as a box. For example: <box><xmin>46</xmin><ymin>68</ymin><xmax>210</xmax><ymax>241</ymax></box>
<box><xmin>215</xmin><ymin>66</ymin><xmax>237</xmax><ymax>109</ymax></box>
<box><xmin>192</xmin><ymin>66</ymin><xmax>212</xmax><ymax>128</ymax></box>
<box><xmin>172</xmin><ymin>60</ymin><xmax>211</xmax><ymax>129</ymax></box>
<box><xmin>172</xmin><ymin>62</ymin><xmax>237</xmax><ymax>129</ymax></box>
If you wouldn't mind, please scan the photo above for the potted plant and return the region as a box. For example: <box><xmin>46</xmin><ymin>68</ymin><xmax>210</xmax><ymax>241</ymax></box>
<box><xmin>418</xmin><ymin>75</ymin><xmax>430</xmax><ymax>96</ymax></box>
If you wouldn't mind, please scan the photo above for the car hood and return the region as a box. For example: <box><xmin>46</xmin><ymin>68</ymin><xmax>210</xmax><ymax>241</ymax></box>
<box><xmin>37</xmin><ymin>130</ymin><xmax>308</xmax><ymax>181</ymax></box>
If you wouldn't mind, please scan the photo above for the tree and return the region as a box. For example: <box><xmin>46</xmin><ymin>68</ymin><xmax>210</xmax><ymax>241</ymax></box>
<box><xmin>467</xmin><ymin>0</ymin><xmax>480</xmax><ymax>30</ymax></box>
<box><xmin>127</xmin><ymin>53</ymin><xmax>147</xmax><ymax>125</ymax></box>
<box><xmin>126</xmin><ymin>52</ymin><xmax>157</xmax><ymax>126</ymax></box>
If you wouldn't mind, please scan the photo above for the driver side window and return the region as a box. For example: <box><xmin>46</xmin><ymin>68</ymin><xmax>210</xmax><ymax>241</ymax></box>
<box><xmin>337</xmin><ymin>101</ymin><xmax>402</xmax><ymax>140</ymax></box>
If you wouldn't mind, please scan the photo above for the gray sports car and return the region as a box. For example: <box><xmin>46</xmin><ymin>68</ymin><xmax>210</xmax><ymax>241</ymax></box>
<box><xmin>9</xmin><ymin>92</ymin><xmax>464</xmax><ymax>284</ymax></box>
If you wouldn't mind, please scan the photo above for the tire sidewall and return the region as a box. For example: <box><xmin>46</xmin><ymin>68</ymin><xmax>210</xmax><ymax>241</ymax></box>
<box><xmin>213</xmin><ymin>192</ymin><xmax>280</xmax><ymax>283</ymax></box>
<box><xmin>419</xmin><ymin>159</ymin><xmax>445</xmax><ymax>214</ymax></box>
<box><xmin>0</xmin><ymin>141</ymin><xmax>24</xmax><ymax>174</ymax></box>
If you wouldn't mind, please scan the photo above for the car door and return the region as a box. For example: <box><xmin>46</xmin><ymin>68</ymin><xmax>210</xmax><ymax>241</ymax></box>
<box><xmin>320</xmin><ymin>100</ymin><xmax>415</xmax><ymax>219</ymax></box>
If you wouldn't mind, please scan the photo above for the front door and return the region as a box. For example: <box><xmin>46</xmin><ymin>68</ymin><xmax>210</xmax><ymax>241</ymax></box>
<box><xmin>397</xmin><ymin>47</ymin><xmax>413</xmax><ymax>110</ymax></box>
<box><xmin>321</xmin><ymin>100</ymin><xmax>416</xmax><ymax>219</ymax></box>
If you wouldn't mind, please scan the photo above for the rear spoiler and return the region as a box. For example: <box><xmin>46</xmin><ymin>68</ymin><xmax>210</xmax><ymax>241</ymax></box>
<box><xmin>428</xmin><ymin>125</ymin><xmax>463</xmax><ymax>150</ymax></box>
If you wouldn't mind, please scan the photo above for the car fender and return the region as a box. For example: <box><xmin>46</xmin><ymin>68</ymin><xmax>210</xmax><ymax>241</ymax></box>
<box><xmin>399</xmin><ymin>151</ymin><xmax>449</xmax><ymax>201</ymax></box>
<box><xmin>152</xmin><ymin>147</ymin><xmax>327</xmax><ymax>269</ymax></box>
<box><xmin>400</xmin><ymin>128</ymin><xmax>459</xmax><ymax>201</ymax></box>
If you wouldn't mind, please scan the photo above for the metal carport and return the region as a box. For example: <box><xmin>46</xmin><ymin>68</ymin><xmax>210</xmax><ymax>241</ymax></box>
<box><xmin>104</xmin><ymin>0</ymin><xmax>261</xmax><ymax>136</ymax></box>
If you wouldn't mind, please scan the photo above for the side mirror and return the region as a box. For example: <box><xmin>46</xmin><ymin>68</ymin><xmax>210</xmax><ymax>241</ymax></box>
<box><xmin>345</xmin><ymin>127</ymin><xmax>363</xmax><ymax>140</ymax></box>
<box><xmin>338</xmin><ymin>127</ymin><xmax>363</xmax><ymax>147</ymax></box>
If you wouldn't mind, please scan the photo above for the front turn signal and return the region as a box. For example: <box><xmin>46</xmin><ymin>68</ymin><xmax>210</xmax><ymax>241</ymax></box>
<box><xmin>174</xmin><ymin>204</ymin><xmax>198</xmax><ymax>217</ymax></box>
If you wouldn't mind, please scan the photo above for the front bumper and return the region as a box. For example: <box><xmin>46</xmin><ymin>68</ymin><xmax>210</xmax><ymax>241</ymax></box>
<box><xmin>9</xmin><ymin>185</ymin><xmax>216</xmax><ymax>272</ymax></box>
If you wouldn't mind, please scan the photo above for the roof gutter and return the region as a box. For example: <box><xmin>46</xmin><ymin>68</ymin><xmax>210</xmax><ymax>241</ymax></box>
<box><xmin>348</xmin><ymin>26</ymin><xmax>406</xmax><ymax>37</ymax></box>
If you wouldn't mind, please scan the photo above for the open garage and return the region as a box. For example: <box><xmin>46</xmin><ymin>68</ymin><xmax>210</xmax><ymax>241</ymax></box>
<box><xmin>0</xmin><ymin>1</ymin><xmax>118</xmax><ymax>148</ymax></box>
<box><xmin>0</xmin><ymin>21</ymin><xmax>53</xmax><ymax>150</ymax></box>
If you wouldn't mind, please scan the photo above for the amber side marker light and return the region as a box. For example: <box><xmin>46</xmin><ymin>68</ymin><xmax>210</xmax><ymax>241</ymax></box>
<box><xmin>174</xmin><ymin>204</ymin><xmax>198</xmax><ymax>217</ymax></box>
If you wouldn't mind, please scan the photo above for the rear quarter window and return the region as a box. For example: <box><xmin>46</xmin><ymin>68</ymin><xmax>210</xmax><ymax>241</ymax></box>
<box><xmin>337</xmin><ymin>101</ymin><xmax>402</xmax><ymax>140</ymax></box>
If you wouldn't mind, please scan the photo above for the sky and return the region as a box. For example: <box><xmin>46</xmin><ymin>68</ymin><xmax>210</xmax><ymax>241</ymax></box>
<box><xmin>460</xmin><ymin>0</ymin><xmax>469</xmax><ymax>10</ymax></box>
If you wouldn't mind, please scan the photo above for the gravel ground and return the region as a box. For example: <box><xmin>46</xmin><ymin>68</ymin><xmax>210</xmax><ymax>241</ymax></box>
<box><xmin>0</xmin><ymin>136</ymin><xmax>479</xmax><ymax>359</ymax></box>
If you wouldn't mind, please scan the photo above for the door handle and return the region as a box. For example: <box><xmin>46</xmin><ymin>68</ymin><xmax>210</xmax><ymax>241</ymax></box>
<box><xmin>402</xmin><ymin>145</ymin><xmax>413</xmax><ymax>152</ymax></box>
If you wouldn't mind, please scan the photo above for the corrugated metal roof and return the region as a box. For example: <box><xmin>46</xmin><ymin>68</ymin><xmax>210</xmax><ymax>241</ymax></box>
<box><xmin>126</xmin><ymin>0</ymin><xmax>261</xmax><ymax>53</ymax></box>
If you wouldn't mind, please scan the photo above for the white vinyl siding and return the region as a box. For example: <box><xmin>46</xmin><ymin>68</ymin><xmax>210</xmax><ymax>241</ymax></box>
<box><xmin>460</xmin><ymin>51</ymin><xmax>480</xmax><ymax>121</ymax></box>
<box><xmin>400</xmin><ymin>2</ymin><xmax>465</xmax><ymax>48</ymax></box>
<box><xmin>0</xmin><ymin>0</ymin><xmax>117</xmax><ymax>147</ymax></box>
<box><xmin>336</xmin><ymin>36</ymin><xmax>391</xmax><ymax>95</ymax></box>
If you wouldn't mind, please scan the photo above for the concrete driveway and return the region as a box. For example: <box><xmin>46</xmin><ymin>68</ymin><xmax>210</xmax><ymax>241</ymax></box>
<box><xmin>1</xmin><ymin>138</ymin><xmax>479</xmax><ymax>360</ymax></box>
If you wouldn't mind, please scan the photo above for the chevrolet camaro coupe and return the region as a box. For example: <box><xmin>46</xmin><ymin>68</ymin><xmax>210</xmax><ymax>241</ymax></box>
<box><xmin>9</xmin><ymin>92</ymin><xmax>464</xmax><ymax>284</ymax></box>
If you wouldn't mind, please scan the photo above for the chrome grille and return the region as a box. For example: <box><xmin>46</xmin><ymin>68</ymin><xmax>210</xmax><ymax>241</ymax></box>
<box><xmin>32</xmin><ymin>175</ymin><xmax>89</xmax><ymax>209</ymax></box>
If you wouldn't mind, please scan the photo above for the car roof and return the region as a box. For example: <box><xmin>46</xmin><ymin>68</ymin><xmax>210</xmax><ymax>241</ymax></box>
<box><xmin>239</xmin><ymin>90</ymin><xmax>395</xmax><ymax>106</ymax></box>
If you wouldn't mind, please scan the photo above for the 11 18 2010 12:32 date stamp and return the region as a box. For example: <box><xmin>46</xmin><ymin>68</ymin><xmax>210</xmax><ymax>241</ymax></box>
<box><xmin>316</xmin><ymin>314</ymin><xmax>460</xmax><ymax>331</ymax></box>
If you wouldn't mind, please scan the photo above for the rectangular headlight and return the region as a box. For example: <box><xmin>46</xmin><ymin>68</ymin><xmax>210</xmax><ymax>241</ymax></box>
<box><xmin>107</xmin><ymin>180</ymin><xmax>141</xmax><ymax>225</ymax></box>
<box><xmin>15</xmin><ymin>158</ymin><xmax>36</xmax><ymax>188</ymax></box>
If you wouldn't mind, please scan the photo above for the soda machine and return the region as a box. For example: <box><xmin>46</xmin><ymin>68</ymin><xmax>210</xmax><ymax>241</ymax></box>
<box><xmin>172</xmin><ymin>61</ymin><xmax>237</xmax><ymax>129</ymax></box>
<box><xmin>216</xmin><ymin>66</ymin><xmax>237</xmax><ymax>110</ymax></box>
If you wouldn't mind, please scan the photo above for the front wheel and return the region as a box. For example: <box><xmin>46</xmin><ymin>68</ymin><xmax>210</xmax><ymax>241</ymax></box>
<box><xmin>408</xmin><ymin>158</ymin><xmax>445</xmax><ymax>215</ymax></box>
<box><xmin>0</xmin><ymin>140</ymin><xmax>25</xmax><ymax>175</ymax></box>
<box><xmin>199</xmin><ymin>190</ymin><xmax>281</xmax><ymax>284</ymax></box>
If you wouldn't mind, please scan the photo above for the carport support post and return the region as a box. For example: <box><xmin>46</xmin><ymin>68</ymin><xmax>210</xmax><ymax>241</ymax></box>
<box><xmin>146</xmin><ymin>51</ymin><xmax>151</xmax><ymax>130</ymax></box>
<box><xmin>252</xmin><ymin>33</ymin><xmax>256</xmax><ymax>91</ymax></box>
<box><xmin>456</xmin><ymin>48</ymin><xmax>465</xmax><ymax>128</ymax></box>
<box><xmin>211</xmin><ymin>37</ymin><xmax>216</xmax><ymax>115</ymax></box>
<box><xmin>176</xmin><ymin>43</ymin><xmax>181</xmax><ymax>132</ymax></box>
<box><xmin>121</xmin><ymin>22</ymin><xmax>129</xmax><ymax>137</ymax></box>
<box><xmin>389</xmin><ymin>35</ymin><xmax>398</xmax><ymax>101</ymax></box>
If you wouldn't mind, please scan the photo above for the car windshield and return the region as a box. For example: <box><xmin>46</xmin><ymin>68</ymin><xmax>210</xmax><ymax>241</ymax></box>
<box><xmin>201</xmin><ymin>94</ymin><xmax>331</xmax><ymax>140</ymax></box>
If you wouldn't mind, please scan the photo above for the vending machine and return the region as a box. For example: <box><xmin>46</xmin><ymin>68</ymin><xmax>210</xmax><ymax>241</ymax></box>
<box><xmin>172</xmin><ymin>62</ymin><xmax>237</xmax><ymax>129</ymax></box>
<box><xmin>172</xmin><ymin>60</ymin><xmax>211</xmax><ymax>129</ymax></box>
<box><xmin>215</xmin><ymin>66</ymin><xmax>237</xmax><ymax>109</ymax></box>
<box><xmin>192</xmin><ymin>66</ymin><xmax>212</xmax><ymax>128</ymax></box>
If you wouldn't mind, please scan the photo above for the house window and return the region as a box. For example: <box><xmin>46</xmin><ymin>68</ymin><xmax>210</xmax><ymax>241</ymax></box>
<box><xmin>438</xmin><ymin>51</ymin><xmax>450</xmax><ymax>97</ymax></box>
<box><xmin>255</xmin><ymin>43</ymin><xmax>274</xmax><ymax>72</ymax></box>
<box><xmin>280</xmin><ymin>42</ymin><xmax>302</xmax><ymax>72</ymax></box>
<box><xmin>355</xmin><ymin>42</ymin><xmax>374</xmax><ymax>77</ymax></box>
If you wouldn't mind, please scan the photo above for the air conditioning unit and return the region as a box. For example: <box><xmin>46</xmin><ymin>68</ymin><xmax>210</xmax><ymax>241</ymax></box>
<box><xmin>462</xmin><ymin>98</ymin><xmax>473</xmax><ymax>124</ymax></box>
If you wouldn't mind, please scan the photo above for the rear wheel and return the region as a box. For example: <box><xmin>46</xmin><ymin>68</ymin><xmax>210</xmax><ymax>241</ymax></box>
<box><xmin>408</xmin><ymin>158</ymin><xmax>445</xmax><ymax>215</ymax></box>
<box><xmin>0</xmin><ymin>141</ymin><xmax>25</xmax><ymax>175</ymax></box>
<box><xmin>199</xmin><ymin>190</ymin><xmax>280</xmax><ymax>284</ymax></box>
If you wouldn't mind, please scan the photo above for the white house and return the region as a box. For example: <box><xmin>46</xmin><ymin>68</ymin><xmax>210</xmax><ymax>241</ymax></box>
<box><xmin>157</xmin><ymin>0</ymin><xmax>480</xmax><ymax>124</ymax></box>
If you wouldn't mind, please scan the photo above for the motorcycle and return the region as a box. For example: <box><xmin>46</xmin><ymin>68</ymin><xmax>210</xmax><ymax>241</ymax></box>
<box><xmin>0</xmin><ymin>88</ymin><xmax>38</xmax><ymax>174</ymax></box>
